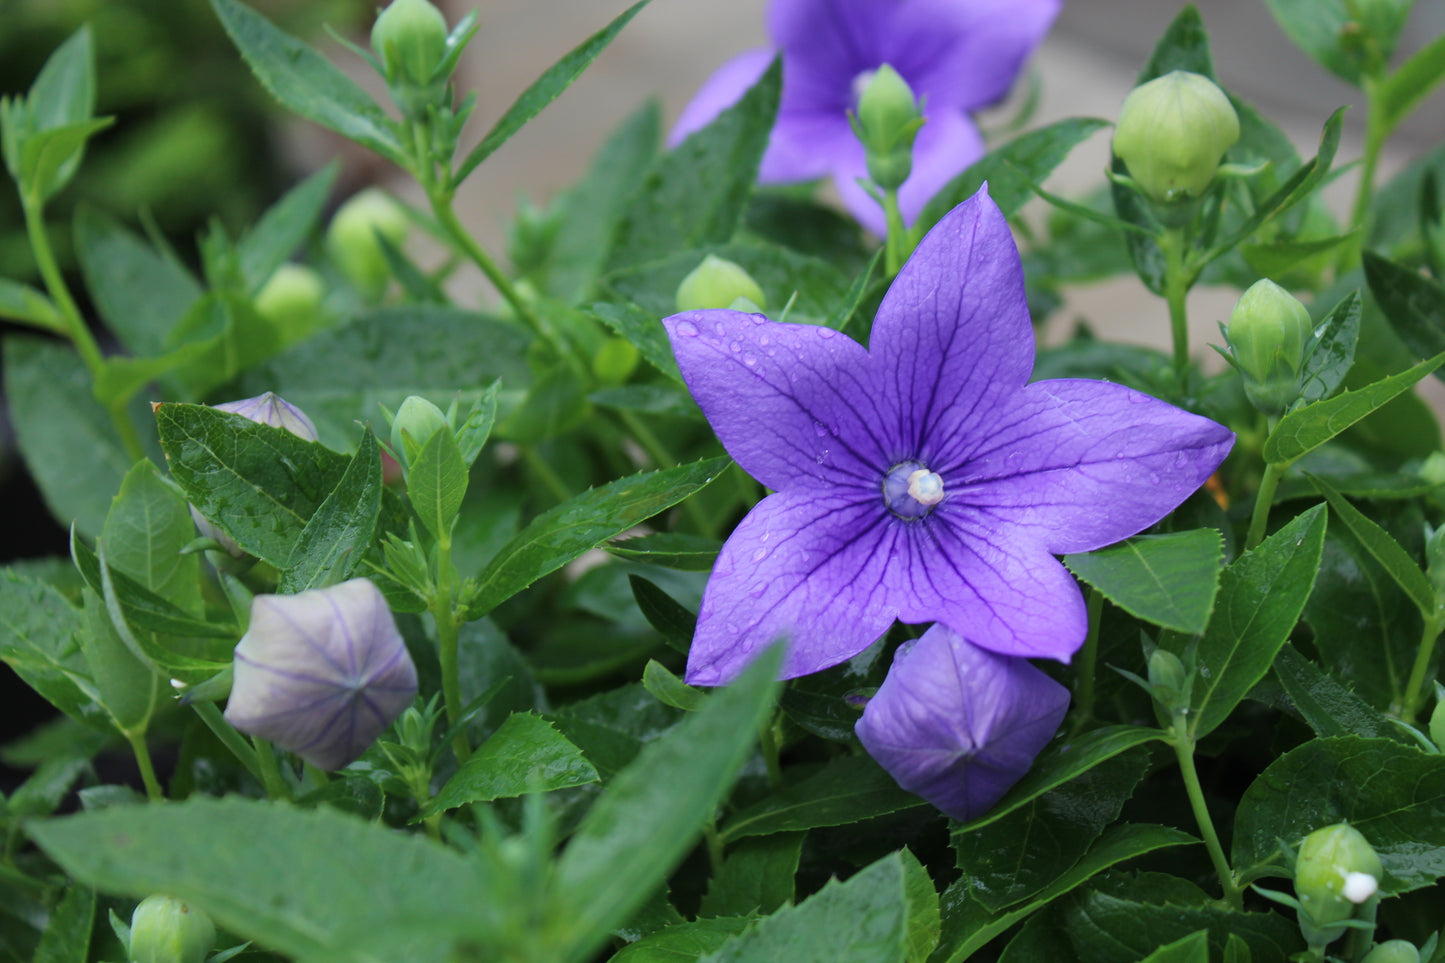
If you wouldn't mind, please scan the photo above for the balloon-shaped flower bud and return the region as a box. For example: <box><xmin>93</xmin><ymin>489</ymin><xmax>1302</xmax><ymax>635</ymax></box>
<box><xmin>224</xmin><ymin>578</ymin><xmax>419</xmax><ymax>770</ymax></box>
<box><xmin>850</xmin><ymin>64</ymin><xmax>925</xmax><ymax>192</ymax></box>
<box><xmin>855</xmin><ymin>624</ymin><xmax>1070</xmax><ymax>821</ymax></box>
<box><xmin>1429</xmin><ymin>685</ymin><xmax>1445</xmax><ymax>752</ymax></box>
<box><xmin>129</xmin><ymin>895</ymin><xmax>216</xmax><ymax>963</ymax></box>
<box><xmin>254</xmin><ymin>263</ymin><xmax>326</xmax><ymax>333</ymax></box>
<box><xmin>1113</xmin><ymin>70</ymin><xmax>1240</xmax><ymax>204</ymax></box>
<box><xmin>1225</xmin><ymin>279</ymin><xmax>1313</xmax><ymax>416</ymax></box>
<box><xmin>389</xmin><ymin>395</ymin><xmax>450</xmax><ymax>469</ymax></box>
<box><xmin>592</xmin><ymin>337</ymin><xmax>640</xmax><ymax>386</ymax></box>
<box><xmin>1146</xmin><ymin>647</ymin><xmax>1190</xmax><ymax>715</ymax></box>
<box><xmin>675</xmin><ymin>255</ymin><xmax>767</xmax><ymax>313</ymax></box>
<box><xmin>326</xmin><ymin>188</ymin><xmax>410</xmax><ymax>301</ymax></box>
<box><xmin>191</xmin><ymin>393</ymin><xmax>318</xmax><ymax>556</ymax></box>
<box><xmin>371</xmin><ymin>0</ymin><xmax>450</xmax><ymax>117</ymax></box>
<box><xmin>1361</xmin><ymin>940</ymin><xmax>1422</xmax><ymax>963</ymax></box>
<box><xmin>1295</xmin><ymin>823</ymin><xmax>1383</xmax><ymax>929</ymax></box>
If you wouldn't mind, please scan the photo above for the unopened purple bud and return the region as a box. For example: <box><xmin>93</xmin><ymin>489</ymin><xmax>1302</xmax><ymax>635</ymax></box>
<box><xmin>855</xmin><ymin>624</ymin><xmax>1070</xmax><ymax>821</ymax></box>
<box><xmin>224</xmin><ymin>578</ymin><xmax>418</xmax><ymax>771</ymax></box>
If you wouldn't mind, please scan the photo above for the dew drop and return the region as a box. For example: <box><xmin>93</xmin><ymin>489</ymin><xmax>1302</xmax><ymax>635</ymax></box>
<box><xmin>1128</xmin><ymin>392</ymin><xmax>1147</xmax><ymax>404</ymax></box>
<box><xmin>759</xmin><ymin>334</ymin><xmax>770</xmax><ymax>346</ymax></box>
<box><xmin>748</xmin><ymin>586</ymin><xmax>766</xmax><ymax>599</ymax></box>
<box><xmin>751</xmin><ymin>547</ymin><xmax>768</xmax><ymax>562</ymax></box>
<box><xmin>1173</xmin><ymin>452</ymin><xmax>1189</xmax><ymax>468</ymax></box>
<box><xmin>816</xmin><ymin>449</ymin><xmax>830</xmax><ymax>464</ymax></box>
<box><xmin>743</xmin><ymin>354</ymin><xmax>757</xmax><ymax>366</ymax></box>
<box><xmin>729</xmin><ymin>341</ymin><xmax>742</xmax><ymax>353</ymax></box>
<box><xmin>817</xmin><ymin>328</ymin><xmax>836</xmax><ymax>339</ymax></box>
<box><xmin>675</xmin><ymin>320</ymin><xmax>698</xmax><ymax>337</ymax></box>
<box><xmin>813</xmin><ymin>420</ymin><xmax>830</xmax><ymax>437</ymax></box>
<box><xmin>724</xmin><ymin>621</ymin><xmax>740</xmax><ymax>636</ymax></box>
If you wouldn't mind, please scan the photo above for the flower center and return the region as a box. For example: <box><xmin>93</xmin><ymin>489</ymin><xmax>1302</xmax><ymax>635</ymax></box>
<box><xmin>851</xmin><ymin>68</ymin><xmax>877</xmax><ymax>105</ymax></box>
<box><xmin>883</xmin><ymin>461</ymin><xmax>945</xmax><ymax>520</ymax></box>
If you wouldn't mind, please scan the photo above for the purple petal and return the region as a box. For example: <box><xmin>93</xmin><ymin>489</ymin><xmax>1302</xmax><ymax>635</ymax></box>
<box><xmin>768</xmin><ymin>0</ymin><xmax>896</xmax><ymax>106</ymax></box>
<box><xmin>664</xmin><ymin>310</ymin><xmax>890</xmax><ymax>493</ymax></box>
<box><xmin>762</xmin><ymin>106</ymin><xmax>860</xmax><ymax>184</ymax></box>
<box><xmin>855</xmin><ymin>624</ymin><xmax>1070</xmax><ymax>820</ymax></box>
<box><xmin>686</xmin><ymin>490</ymin><xmax>900</xmax><ymax>685</ymax></box>
<box><xmin>832</xmin><ymin>108</ymin><xmax>985</xmax><ymax>234</ymax></box>
<box><xmin>668</xmin><ymin>47</ymin><xmax>776</xmax><ymax>148</ymax></box>
<box><xmin>957</xmin><ymin>379</ymin><xmax>1235</xmax><ymax>555</ymax></box>
<box><xmin>885</xmin><ymin>509</ymin><xmax>1088</xmax><ymax>661</ymax></box>
<box><xmin>868</xmin><ymin>187</ymin><xmax>1034</xmax><ymax>459</ymax></box>
<box><xmin>889</xmin><ymin>0</ymin><xmax>1061</xmax><ymax>110</ymax></box>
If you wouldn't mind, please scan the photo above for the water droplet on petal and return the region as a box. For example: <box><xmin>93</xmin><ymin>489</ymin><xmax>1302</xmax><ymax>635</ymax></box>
<box><xmin>743</xmin><ymin>353</ymin><xmax>757</xmax><ymax>366</ymax></box>
<box><xmin>813</xmin><ymin>420</ymin><xmax>829</xmax><ymax>437</ymax></box>
<box><xmin>1173</xmin><ymin>452</ymin><xmax>1189</xmax><ymax>468</ymax></box>
<box><xmin>675</xmin><ymin>320</ymin><xmax>698</xmax><ymax>337</ymax></box>
<box><xmin>1128</xmin><ymin>392</ymin><xmax>1147</xmax><ymax>404</ymax></box>
<box><xmin>752</xmin><ymin>547</ymin><xmax>767</xmax><ymax>562</ymax></box>
<box><xmin>748</xmin><ymin>585</ymin><xmax>765</xmax><ymax>599</ymax></box>
<box><xmin>729</xmin><ymin>341</ymin><xmax>742</xmax><ymax>353</ymax></box>
<box><xmin>759</xmin><ymin>334</ymin><xmax>770</xmax><ymax>346</ymax></box>
<box><xmin>817</xmin><ymin>328</ymin><xmax>836</xmax><ymax>339</ymax></box>
<box><xmin>816</xmin><ymin>449</ymin><xmax>830</xmax><ymax>464</ymax></box>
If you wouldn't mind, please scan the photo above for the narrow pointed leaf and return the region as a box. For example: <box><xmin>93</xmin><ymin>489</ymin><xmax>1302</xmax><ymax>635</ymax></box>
<box><xmin>406</xmin><ymin>427</ymin><xmax>467</xmax><ymax>544</ymax></box>
<box><xmin>1377</xmin><ymin>30</ymin><xmax>1445</xmax><ymax>138</ymax></box>
<box><xmin>279</xmin><ymin>428</ymin><xmax>383</xmax><ymax>594</ymax></box>
<box><xmin>721</xmin><ymin>754</ymin><xmax>926</xmax><ymax>843</ymax></box>
<box><xmin>1272</xmin><ymin>644</ymin><xmax>1410</xmax><ymax>743</ymax></box>
<box><xmin>1307</xmin><ymin>473</ymin><xmax>1434</xmax><ymax>617</ymax></box>
<box><xmin>0</xmin><ymin>278</ymin><xmax>61</xmax><ymax>331</ymax></box>
<box><xmin>1297</xmin><ymin>291</ymin><xmax>1361</xmax><ymax>403</ymax></box>
<box><xmin>420</xmin><ymin>712</ymin><xmax>597</xmax><ymax>817</ymax></box>
<box><xmin>238</xmin><ymin>162</ymin><xmax>338</xmax><ymax>292</ymax></box>
<box><xmin>74</xmin><ymin>206</ymin><xmax>201</xmax><ymax>357</ymax></box>
<box><xmin>1064</xmin><ymin>530</ymin><xmax>1224</xmax><ymax>634</ymax></box>
<box><xmin>1364</xmin><ymin>250</ymin><xmax>1445</xmax><ymax>364</ymax></box>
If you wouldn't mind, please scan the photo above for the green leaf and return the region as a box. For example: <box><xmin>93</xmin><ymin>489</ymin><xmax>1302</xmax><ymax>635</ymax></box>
<box><xmin>1138</xmin><ymin>6</ymin><xmax>1214</xmax><ymax>79</ymax></box>
<box><xmin>406</xmin><ymin>425</ymin><xmax>468</xmax><ymax>544</ymax></box>
<box><xmin>549</xmin><ymin>645</ymin><xmax>782</xmax><ymax>962</ymax></box>
<box><xmin>612</xmin><ymin>918</ymin><xmax>752</xmax><ymax>963</ymax></box>
<box><xmin>1379</xmin><ymin>31</ymin><xmax>1445</xmax><ymax>139</ymax></box>
<box><xmin>1308</xmin><ymin>473</ymin><xmax>1433</xmax><ymax>617</ymax></box>
<box><xmin>22</xmin><ymin>26</ymin><xmax>97</xmax><ymax>199</ymax></box>
<box><xmin>494</xmin><ymin>362</ymin><xmax>589</xmax><ymax>441</ymax></box>
<box><xmin>1265</xmin><ymin>351</ymin><xmax>1445</xmax><ymax>465</ymax></box>
<box><xmin>592</xmin><ymin>300</ymin><xmax>683</xmax><ymax>382</ymax></box>
<box><xmin>900</xmin><ymin>847</ymin><xmax>941</xmax><ymax>963</ymax></box>
<box><xmin>78</xmin><ymin>588</ymin><xmax>158</xmax><ymax>731</ymax></box>
<box><xmin>4</xmin><ymin>336</ymin><xmax>132</xmax><ymax>536</ymax></box>
<box><xmin>609</xmin><ymin>534</ymin><xmax>721</xmax><ymax>571</ymax></box>
<box><xmin>27</xmin><ymin>795</ymin><xmax>497</xmax><ymax>962</ymax></box>
<box><xmin>1240</xmin><ymin>233</ymin><xmax>1355</xmax><ymax>278</ymax></box>
<box><xmin>279</xmin><ymin>428</ymin><xmax>383</xmax><ymax>594</ymax></box>
<box><xmin>456</xmin><ymin>1</ymin><xmax>649</xmax><ymax>181</ymax></box>
<box><xmin>606</xmin><ymin>58</ymin><xmax>780</xmax><ymax>272</ymax></box>
<box><xmin>209</xmin><ymin>0</ymin><xmax>403</xmax><ymax>163</ymax></box>
<box><xmin>721</xmin><ymin>753</ymin><xmax>926</xmax><ymax>843</ymax></box>
<box><xmin>1138</xmin><ymin>930</ymin><xmax>1210</xmax><ymax>963</ymax></box>
<box><xmin>0</xmin><ymin>278</ymin><xmax>60</xmax><ymax>331</ymax></box>
<box><xmin>591</xmin><ymin>384</ymin><xmax>702</xmax><ymax>419</ymax></box>
<box><xmin>465</xmin><ymin>458</ymin><xmax>728</xmax><ymax>619</ymax></box>
<box><xmin>22</xmin><ymin>117</ymin><xmax>112</xmax><ymax>202</ymax></box>
<box><xmin>1064</xmin><ymin>530</ymin><xmax>1223</xmax><ymax>635</ymax></box>
<box><xmin>629</xmin><ymin>577</ymin><xmax>698</xmax><ymax>655</ymax></box>
<box><xmin>642</xmin><ymin>660</ymin><xmax>704</xmax><ymax>711</ymax></box>
<box><xmin>1171</xmin><ymin>505</ymin><xmax>1326</xmax><ymax>739</ymax></box>
<box><xmin>697</xmin><ymin>851</ymin><xmax>907</xmax><ymax>963</ymax></box>
<box><xmin>455</xmin><ymin>381</ymin><xmax>500</xmax><ymax>467</ymax></box>
<box><xmin>69</xmin><ymin>534</ymin><xmax>234</xmax><ymax>644</ymax></box>
<box><xmin>1272</xmin><ymin>644</ymin><xmax>1410</xmax><ymax>743</ymax></box>
<box><xmin>1233</xmin><ymin>736</ymin><xmax>1445</xmax><ymax>893</ymax></box>
<box><xmin>1365</xmin><ymin>250</ymin><xmax>1445</xmax><ymax>366</ymax></box>
<box><xmin>91</xmin><ymin>342</ymin><xmax>212</xmax><ymax>409</ymax></box>
<box><xmin>919</xmin><ymin>118</ymin><xmax>1111</xmax><ymax>233</ymax></box>
<box><xmin>827</xmin><ymin>249</ymin><xmax>882</xmax><ymax>334</ymax></box>
<box><xmin>933</xmin><ymin>824</ymin><xmax>1198</xmax><ymax>963</ymax></box>
<box><xmin>1297</xmin><ymin>291</ymin><xmax>1361</xmax><ymax>404</ymax></box>
<box><xmin>237</xmin><ymin>162</ymin><xmax>337</xmax><ymax>293</ymax></box>
<box><xmin>155</xmin><ymin>402</ymin><xmax>349</xmax><ymax>568</ymax></box>
<box><xmin>699</xmin><ymin>833</ymin><xmax>804</xmax><ymax>919</ymax></box>
<box><xmin>0</xmin><ymin>571</ymin><xmax>94</xmax><ymax>726</ymax></box>
<box><xmin>421</xmin><ymin>712</ymin><xmax>598</xmax><ymax>817</ymax></box>
<box><xmin>952</xmin><ymin>749</ymin><xmax>1152</xmax><ymax>913</ymax></box>
<box><xmin>29</xmin><ymin>884</ymin><xmax>94</xmax><ymax>963</ymax></box>
<box><xmin>1263</xmin><ymin>0</ymin><xmax>1370</xmax><ymax>84</ymax></box>
<box><xmin>101</xmin><ymin>460</ymin><xmax>201</xmax><ymax>616</ymax></box>
<box><xmin>955</xmin><ymin>726</ymin><xmax>1165</xmax><ymax>833</ymax></box>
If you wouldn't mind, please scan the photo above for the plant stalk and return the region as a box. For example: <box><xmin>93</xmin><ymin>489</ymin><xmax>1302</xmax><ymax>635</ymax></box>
<box><xmin>1170</xmin><ymin>723</ymin><xmax>1242</xmax><ymax>909</ymax></box>
<box><xmin>252</xmin><ymin>736</ymin><xmax>292</xmax><ymax>802</ymax></box>
<box><xmin>1246</xmin><ymin>461</ymin><xmax>1287</xmax><ymax>552</ymax></box>
<box><xmin>1402</xmin><ymin>612</ymin><xmax>1445</xmax><ymax>720</ymax></box>
<box><xmin>123</xmin><ymin>728</ymin><xmax>164</xmax><ymax>802</ymax></box>
<box><xmin>1160</xmin><ymin>227</ymin><xmax>1193</xmax><ymax>383</ymax></box>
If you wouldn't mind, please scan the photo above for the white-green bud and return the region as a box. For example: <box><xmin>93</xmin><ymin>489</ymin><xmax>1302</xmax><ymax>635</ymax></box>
<box><xmin>1361</xmin><ymin>940</ymin><xmax>1422</xmax><ymax>963</ymax></box>
<box><xmin>851</xmin><ymin>64</ymin><xmax>924</xmax><ymax>192</ymax></box>
<box><xmin>1226</xmin><ymin>279</ymin><xmax>1313</xmax><ymax>417</ymax></box>
<box><xmin>326</xmin><ymin>188</ymin><xmax>410</xmax><ymax>301</ymax></box>
<box><xmin>592</xmin><ymin>337</ymin><xmax>640</xmax><ymax>386</ymax></box>
<box><xmin>129</xmin><ymin>896</ymin><xmax>216</xmax><ymax>963</ymax></box>
<box><xmin>675</xmin><ymin>255</ymin><xmax>767</xmax><ymax>313</ymax></box>
<box><xmin>389</xmin><ymin>395</ymin><xmax>450</xmax><ymax>468</ymax></box>
<box><xmin>254</xmin><ymin>263</ymin><xmax>325</xmax><ymax>332</ymax></box>
<box><xmin>1113</xmin><ymin>70</ymin><xmax>1240</xmax><ymax>204</ymax></box>
<box><xmin>1294</xmin><ymin>823</ymin><xmax>1383</xmax><ymax>928</ymax></box>
<box><xmin>371</xmin><ymin>0</ymin><xmax>449</xmax><ymax>116</ymax></box>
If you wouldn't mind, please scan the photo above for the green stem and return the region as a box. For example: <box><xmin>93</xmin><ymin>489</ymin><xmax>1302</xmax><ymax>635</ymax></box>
<box><xmin>882</xmin><ymin>190</ymin><xmax>910</xmax><ymax>276</ymax></box>
<box><xmin>432</xmin><ymin>535</ymin><xmax>471</xmax><ymax>765</ymax></box>
<box><xmin>426</xmin><ymin>190</ymin><xmax>545</xmax><ymax>336</ymax></box>
<box><xmin>1340</xmin><ymin>75</ymin><xmax>1387</xmax><ymax>272</ymax></box>
<box><xmin>123</xmin><ymin>728</ymin><xmax>164</xmax><ymax>802</ymax></box>
<box><xmin>703</xmin><ymin>819</ymin><xmax>727</xmax><ymax>877</ymax></box>
<box><xmin>1402</xmin><ymin>612</ymin><xmax>1445</xmax><ymax>719</ymax></box>
<box><xmin>758</xmin><ymin>713</ymin><xmax>784</xmax><ymax>789</ymax></box>
<box><xmin>1246</xmin><ymin>461</ymin><xmax>1288</xmax><ymax>551</ymax></box>
<box><xmin>1160</xmin><ymin>228</ymin><xmax>1192</xmax><ymax>383</ymax></box>
<box><xmin>191</xmin><ymin>701</ymin><xmax>264</xmax><ymax>784</ymax></box>
<box><xmin>1341</xmin><ymin>897</ymin><xmax>1379</xmax><ymax>963</ymax></box>
<box><xmin>252</xmin><ymin>737</ymin><xmax>292</xmax><ymax>802</ymax></box>
<box><xmin>1072</xmin><ymin>589</ymin><xmax>1105</xmax><ymax>730</ymax></box>
<box><xmin>521</xmin><ymin>446</ymin><xmax>572</xmax><ymax>504</ymax></box>
<box><xmin>1170</xmin><ymin>723</ymin><xmax>1242</xmax><ymax>909</ymax></box>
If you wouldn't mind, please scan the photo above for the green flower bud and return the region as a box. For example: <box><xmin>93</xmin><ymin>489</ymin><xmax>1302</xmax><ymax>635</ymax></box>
<box><xmin>254</xmin><ymin>263</ymin><xmax>325</xmax><ymax>332</ymax></box>
<box><xmin>326</xmin><ymin>188</ymin><xmax>409</xmax><ymax>300</ymax></box>
<box><xmin>1225</xmin><ymin>279</ymin><xmax>1313</xmax><ymax>417</ymax></box>
<box><xmin>129</xmin><ymin>895</ymin><xmax>216</xmax><ymax>963</ymax></box>
<box><xmin>851</xmin><ymin>64</ymin><xmax>924</xmax><ymax>191</ymax></box>
<box><xmin>1113</xmin><ymin>70</ymin><xmax>1240</xmax><ymax>204</ymax></box>
<box><xmin>1430</xmin><ymin>688</ymin><xmax>1445</xmax><ymax>752</ymax></box>
<box><xmin>592</xmin><ymin>337</ymin><xmax>640</xmax><ymax>386</ymax></box>
<box><xmin>390</xmin><ymin>395</ymin><xmax>450</xmax><ymax>468</ymax></box>
<box><xmin>1295</xmin><ymin>823</ymin><xmax>1383</xmax><ymax>928</ymax></box>
<box><xmin>1426</xmin><ymin>523</ymin><xmax>1445</xmax><ymax>604</ymax></box>
<box><xmin>1420</xmin><ymin>451</ymin><xmax>1445</xmax><ymax>487</ymax></box>
<box><xmin>1361</xmin><ymin>940</ymin><xmax>1422</xmax><ymax>963</ymax></box>
<box><xmin>371</xmin><ymin>0</ymin><xmax>449</xmax><ymax>116</ymax></box>
<box><xmin>676</xmin><ymin>255</ymin><xmax>767</xmax><ymax>313</ymax></box>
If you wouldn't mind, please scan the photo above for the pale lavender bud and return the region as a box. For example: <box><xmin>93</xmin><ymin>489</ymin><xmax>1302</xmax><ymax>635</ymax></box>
<box><xmin>855</xmin><ymin>624</ymin><xmax>1070</xmax><ymax>821</ymax></box>
<box><xmin>224</xmin><ymin>578</ymin><xmax>418</xmax><ymax>770</ymax></box>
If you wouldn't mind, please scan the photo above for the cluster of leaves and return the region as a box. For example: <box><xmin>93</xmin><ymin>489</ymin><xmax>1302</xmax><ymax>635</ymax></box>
<box><xmin>6</xmin><ymin>0</ymin><xmax>1445</xmax><ymax>961</ymax></box>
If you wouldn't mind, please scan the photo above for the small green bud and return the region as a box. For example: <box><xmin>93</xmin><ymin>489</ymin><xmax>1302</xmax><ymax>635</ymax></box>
<box><xmin>1420</xmin><ymin>451</ymin><xmax>1445</xmax><ymax>487</ymax></box>
<box><xmin>1430</xmin><ymin>688</ymin><xmax>1445</xmax><ymax>752</ymax></box>
<box><xmin>1147</xmin><ymin>648</ymin><xmax>1188</xmax><ymax>698</ymax></box>
<box><xmin>1361</xmin><ymin>940</ymin><xmax>1421</xmax><ymax>963</ymax></box>
<box><xmin>1225</xmin><ymin>279</ymin><xmax>1313</xmax><ymax>417</ymax></box>
<box><xmin>326</xmin><ymin>188</ymin><xmax>409</xmax><ymax>300</ymax></box>
<box><xmin>1295</xmin><ymin>823</ymin><xmax>1383</xmax><ymax>928</ymax></box>
<box><xmin>676</xmin><ymin>255</ymin><xmax>767</xmax><ymax>313</ymax></box>
<box><xmin>592</xmin><ymin>337</ymin><xmax>640</xmax><ymax>386</ymax></box>
<box><xmin>254</xmin><ymin>263</ymin><xmax>325</xmax><ymax>332</ymax></box>
<box><xmin>1113</xmin><ymin>70</ymin><xmax>1240</xmax><ymax>204</ymax></box>
<box><xmin>851</xmin><ymin>64</ymin><xmax>924</xmax><ymax>191</ymax></box>
<box><xmin>1426</xmin><ymin>523</ymin><xmax>1445</xmax><ymax>604</ymax></box>
<box><xmin>129</xmin><ymin>895</ymin><xmax>216</xmax><ymax>963</ymax></box>
<box><xmin>390</xmin><ymin>395</ymin><xmax>450</xmax><ymax>468</ymax></box>
<box><xmin>371</xmin><ymin>0</ymin><xmax>450</xmax><ymax>116</ymax></box>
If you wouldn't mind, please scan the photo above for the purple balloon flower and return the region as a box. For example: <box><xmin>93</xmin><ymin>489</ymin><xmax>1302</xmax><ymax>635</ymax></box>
<box><xmin>668</xmin><ymin>0</ymin><xmax>1060</xmax><ymax>234</ymax></box>
<box><xmin>225</xmin><ymin>578</ymin><xmax>418</xmax><ymax>770</ymax></box>
<box><xmin>663</xmin><ymin>186</ymin><xmax>1234</xmax><ymax>685</ymax></box>
<box><xmin>856</xmin><ymin>623</ymin><xmax>1069</xmax><ymax>820</ymax></box>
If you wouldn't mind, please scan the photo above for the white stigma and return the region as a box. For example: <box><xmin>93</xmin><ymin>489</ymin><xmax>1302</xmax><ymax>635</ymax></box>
<box><xmin>851</xmin><ymin>69</ymin><xmax>878</xmax><ymax>103</ymax></box>
<box><xmin>907</xmin><ymin>469</ymin><xmax>944</xmax><ymax>506</ymax></box>
<box><xmin>1342</xmin><ymin>871</ymin><xmax>1378</xmax><ymax>904</ymax></box>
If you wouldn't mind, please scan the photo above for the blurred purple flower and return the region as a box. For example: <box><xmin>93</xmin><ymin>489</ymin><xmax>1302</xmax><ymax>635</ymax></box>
<box><xmin>855</xmin><ymin>623</ymin><xmax>1069</xmax><ymax>820</ymax></box>
<box><xmin>663</xmin><ymin>186</ymin><xmax>1233</xmax><ymax>685</ymax></box>
<box><xmin>668</xmin><ymin>0</ymin><xmax>1060</xmax><ymax>234</ymax></box>
<box><xmin>225</xmin><ymin>578</ymin><xmax>418</xmax><ymax>770</ymax></box>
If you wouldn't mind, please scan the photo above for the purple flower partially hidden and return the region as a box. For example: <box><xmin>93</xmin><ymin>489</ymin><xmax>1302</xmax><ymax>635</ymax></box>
<box><xmin>664</xmin><ymin>186</ymin><xmax>1234</xmax><ymax>685</ymax></box>
<box><xmin>856</xmin><ymin>623</ymin><xmax>1069</xmax><ymax>820</ymax></box>
<box><xmin>668</xmin><ymin>0</ymin><xmax>1060</xmax><ymax>234</ymax></box>
<box><xmin>224</xmin><ymin>578</ymin><xmax>418</xmax><ymax>770</ymax></box>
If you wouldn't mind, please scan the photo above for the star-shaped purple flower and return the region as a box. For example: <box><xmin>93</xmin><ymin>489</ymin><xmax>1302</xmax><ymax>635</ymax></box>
<box><xmin>663</xmin><ymin>186</ymin><xmax>1233</xmax><ymax>685</ymax></box>
<box><xmin>668</xmin><ymin>0</ymin><xmax>1060</xmax><ymax>234</ymax></box>
<box><xmin>855</xmin><ymin>623</ymin><xmax>1069</xmax><ymax>820</ymax></box>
